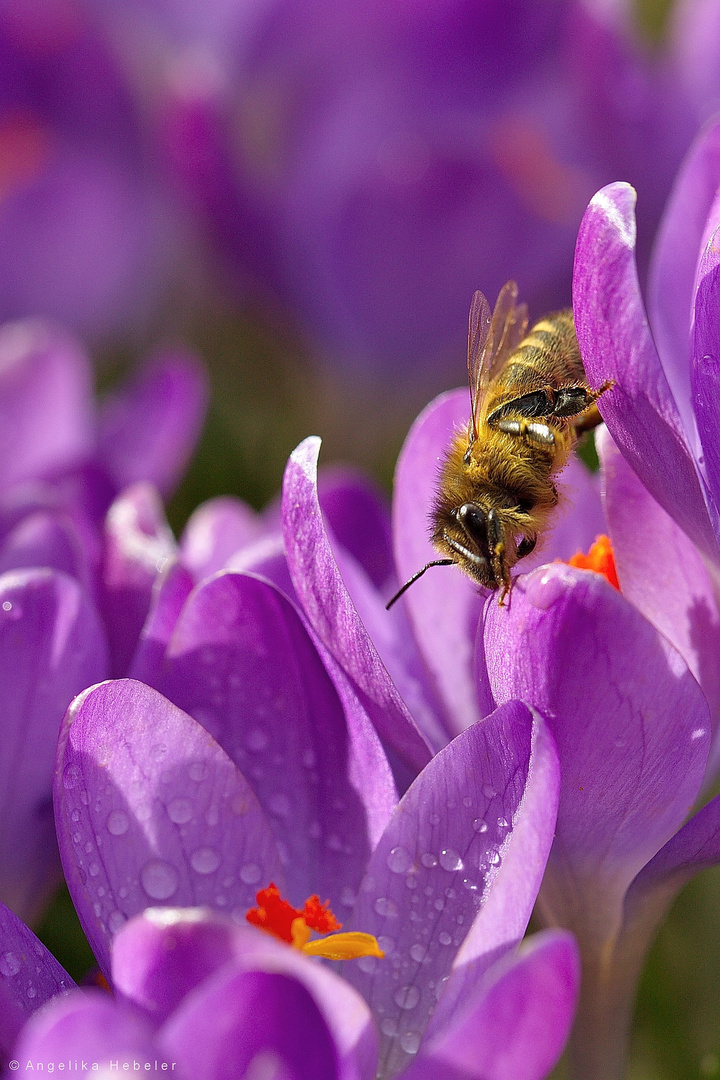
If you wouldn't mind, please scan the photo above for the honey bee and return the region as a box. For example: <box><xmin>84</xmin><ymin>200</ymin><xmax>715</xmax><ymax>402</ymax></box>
<box><xmin>388</xmin><ymin>281</ymin><xmax>613</xmax><ymax>608</ymax></box>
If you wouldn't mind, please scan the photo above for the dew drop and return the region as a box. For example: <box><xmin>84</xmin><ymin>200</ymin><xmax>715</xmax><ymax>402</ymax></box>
<box><xmin>246</xmin><ymin>728</ymin><xmax>269</xmax><ymax>752</ymax></box>
<box><xmin>394</xmin><ymin>985</ymin><xmax>420</xmax><ymax>1011</ymax></box>
<box><xmin>88</xmin><ymin>862</ymin><xmax>100</xmax><ymax>878</ymax></box>
<box><xmin>268</xmin><ymin>792</ymin><xmax>291</xmax><ymax>818</ymax></box>
<box><xmin>409</xmin><ymin>944</ymin><xmax>427</xmax><ymax>963</ymax></box>
<box><xmin>420</xmin><ymin>853</ymin><xmax>437</xmax><ymax>868</ymax></box>
<box><xmin>106</xmin><ymin>810</ymin><xmax>130</xmax><ymax>836</ymax></box>
<box><xmin>26</xmin><ymin>985</ymin><xmax>36</xmax><ymax>999</ymax></box>
<box><xmin>439</xmin><ymin>849</ymin><xmax>464</xmax><ymax>872</ymax></box>
<box><xmin>497</xmin><ymin>816</ymin><xmax>509</xmax><ymax>829</ymax></box>
<box><xmin>489</xmin><ymin>851</ymin><xmax>502</xmax><ymax>867</ymax></box>
<box><xmin>188</xmin><ymin>761</ymin><xmax>207</xmax><ymax>782</ymax></box>
<box><xmin>357</xmin><ymin>955</ymin><xmax>378</xmax><ymax>974</ymax></box>
<box><xmin>1</xmin><ymin>601</ymin><xmax>11</xmax><ymax>612</ymax></box>
<box><xmin>107</xmin><ymin>911</ymin><xmax>126</xmax><ymax>934</ymax></box>
<box><xmin>387</xmin><ymin>846</ymin><xmax>413</xmax><ymax>874</ymax></box>
<box><xmin>381</xmin><ymin>1018</ymin><xmax>398</xmax><ymax>1037</ymax></box>
<box><xmin>84</xmin><ymin>841</ymin><xmax>93</xmax><ymax>854</ymax></box>
<box><xmin>167</xmin><ymin>798</ymin><xmax>193</xmax><ymax>825</ymax></box>
<box><xmin>374</xmin><ymin>896</ymin><xmax>398</xmax><ymax>918</ymax></box>
<box><xmin>0</xmin><ymin>951</ymin><xmax>20</xmax><ymax>977</ymax></box>
<box><xmin>438</xmin><ymin>932</ymin><xmax>452</xmax><ymax>946</ymax></box>
<box><xmin>239</xmin><ymin>862</ymin><xmax>262</xmax><ymax>885</ymax></box>
<box><xmin>191</xmin><ymin>847</ymin><xmax>221</xmax><ymax>875</ymax></box>
<box><xmin>340</xmin><ymin>886</ymin><xmax>356</xmax><ymax>908</ymax></box>
<box><xmin>63</xmin><ymin>763</ymin><xmax>81</xmax><ymax>790</ymax></box>
<box><xmin>141</xmin><ymin>860</ymin><xmax>179</xmax><ymax>900</ymax></box>
<box><xmin>400</xmin><ymin>1031</ymin><xmax>421</xmax><ymax>1055</ymax></box>
<box><xmin>462</xmin><ymin>797</ymin><xmax>473</xmax><ymax>808</ymax></box>
<box><xmin>70</xmin><ymin>809</ymin><xmax>81</xmax><ymax>823</ymax></box>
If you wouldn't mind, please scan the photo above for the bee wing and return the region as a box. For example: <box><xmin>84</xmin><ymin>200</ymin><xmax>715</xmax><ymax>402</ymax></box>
<box><xmin>467</xmin><ymin>289</ymin><xmax>492</xmax><ymax>439</ymax></box>
<box><xmin>486</xmin><ymin>281</ymin><xmax>529</xmax><ymax>380</ymax></box>
<box><xmin>468</xmin><ymin>281</ymin><xmax>529</xmax><ymax>437</ymax></box>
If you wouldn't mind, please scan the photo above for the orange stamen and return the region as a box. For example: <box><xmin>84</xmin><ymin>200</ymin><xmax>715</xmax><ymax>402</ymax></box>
<box><xmin>246</xmin><ymin>883</ymin><xmax>384</xmax><ymax>961</ymax></box>
<box><xmin>567</xmin><ymin>534</ymin><xmax>620</xmax><ymax>590</ymax></box>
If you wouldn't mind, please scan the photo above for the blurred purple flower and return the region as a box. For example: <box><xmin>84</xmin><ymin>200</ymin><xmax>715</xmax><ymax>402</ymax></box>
<box><xmin>105</xmin><ymin>0</ymin><xmax>699</xmax><ymax>373</ymax></box>
<box><xmin>45</xmin><ymin>664</ymin><xmax>573</xmax><ymax>1077</ymax></box>
<box><xmin>0</xmin><ymin>319</ymin><xmax>207</xmax><ymax>921</ymax></box>
<box><xmin>0</xmin><ymin>0</ymin><xmax>178</xmax><ymax>337</ymax></box>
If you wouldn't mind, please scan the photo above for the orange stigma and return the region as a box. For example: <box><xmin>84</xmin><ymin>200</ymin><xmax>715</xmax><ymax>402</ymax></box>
<box><xmin>246</xmin><ymin>882</ymin><xmax>384</xmax><ymax>961</ymax></box>
<box><xmin>567</xmin><ymin>534</ymin><xmax>619</xmax><ymax>590</ymax></box>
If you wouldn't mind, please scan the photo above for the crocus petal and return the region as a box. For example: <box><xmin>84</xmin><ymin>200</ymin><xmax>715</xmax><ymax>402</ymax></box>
<box><xmin>481</xmin><ymin>563</ymin><xmax>710</xmax><ymax>946</ymax></box>
<box><xmin>392</xmin><ymin>389</ymin><xmax>485</xmax><ymax>737</ymax></box>
<box><xmin>113</xmin><ymin>909</ymin><xmax>378</xmax><ymax>1080</ymax></box>
<box><xmin>573</xmin><ymin>182</ymin><xmax>718</xmax><ymax>559</ymax></box>
<box><xmin>101</xmin><ymin>483</ymin><xmax>177</xmax><ymax>677</ymax></box>
<box><xmin>403</xmin><ymin>930</ymin><xmax>579</xmax><ymax>1080</ymax></box>
<box><xmin>10</xmin><ymin>991</ymin><xmax>161</xmax><ymax>1071</ymax></box>
<box><xmin>283</xmin><ymin>437</ymin><xmax>432</xmax><ymax>773</ymax></box>
<box><xmin>0</xmin><ymin>901</ymin><xmax>75</xmax><ymax>1056</ymax></box>
<box><xmin>0</xmin><ymin>568</ymin><xmax>107</xmax><ymax>922</ymax></box>
<box><xmin>599</xmin><ymin>427</ymin><xmax>720</xmax><ymax>777</ymax></box>
<box><xmin>98</xmin><ymin>350</ymin><xmax>209</xmax><ymax>498</ymax></box>
<box><xmin>692</xmin><ymin>206</ymin><xmax>720</xmax><ymax>516</ymax></box>
<box><xmin>318</xmin><ymin>466</ymin><xmax>395</xmax><ymax>593</ymax></box>
<box><xmin>0</xmin><ymin>320</ymin><xmax>94</xmax><ymax>491</ymax></box>
<box><xmin>344</xmin><ymin>701</ymin><xmax>559</xmax><ymax>1079</ymax></box>
<box><xmin>225</xmin><ymin>531</ymin><xmax>296</xmax><ymax>598</ymax></box>
<box><xmin>128</xmin><ymin>560</ymin><xmax>194</xmax><ymax>686</ymax></box>
<box><xmin>179</xmin><ymin>496</ymin><xmax>264</xmax><ymax>580</ymax></box>
<box><xmin>54</xmin><ymin>679</ymin><xmax>284</xmax><ymax>976</ymax></box>
<box><xmin>0</xmin><ymin>509</ymin><xmax>90</xmax><ymax>588</ymax></box>
<box><xmin>625</xmin><ymin>787</ymin><xmax>720</xmax><ymax>927</ymax></box>
<box><xmin>648</xmin><ymin>117</ymin><xmax>720</xmax><ymax>436</ymax></box>
<box><xmin>159</xmin><ymin>966</ymin><xmax>340</xmax><ymax>1080</ymax></box>
<box><xmin>159</xmin><ymin>571</ymin><xmax>395</xmax><ymax>910</ymax></box>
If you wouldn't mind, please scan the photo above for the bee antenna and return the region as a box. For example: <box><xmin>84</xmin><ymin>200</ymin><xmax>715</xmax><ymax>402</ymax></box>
<box><xmin>385</xmin><ymin>560</ymin><xmax>455</xmax><ymax>610</ymax></box>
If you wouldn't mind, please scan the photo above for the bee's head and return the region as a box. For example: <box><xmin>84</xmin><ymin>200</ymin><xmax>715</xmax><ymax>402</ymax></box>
<box><xmin>442</xmin><ymin>501</ymin><xmax>497</xmax><ymax>588</ymax></box>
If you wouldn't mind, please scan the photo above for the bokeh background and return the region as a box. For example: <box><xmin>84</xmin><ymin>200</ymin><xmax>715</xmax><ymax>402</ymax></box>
<box><xmin>3</xmin><ymin>0</ymin><xmax>720</xmax><ymax>1075</ymax></box>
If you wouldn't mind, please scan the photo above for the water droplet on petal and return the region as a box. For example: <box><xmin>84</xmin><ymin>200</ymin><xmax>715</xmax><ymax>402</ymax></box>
<box><xmin>438</xmin><ymin>932</ymin><xmax>452</xmax><ymax>946</ymax></box>
<box><xmin>141</xmin><ymin>860</ymin><xmax>179</xmax><ymax>900</ymax></box>
<box><xmin>246</xmin><ymin>728</ymin><xmax>269</xmax><ymax>752</ymax></box>
<box><xmin>0</xmin><ymin>951</ymin><xmax>20</xmax><ymax>977</ymax></box>
<box><xmin>394</xmin><ymin>985</ymin><xmax>420</xmax><ymax>1010</ymax></box>
<box><xmin>70</xmin><ymin>809</ymin><xmax>81</xmax><ymax>823</ymax></box>
<box><xmin>191</xmin><ymin>847</ymin><xmax>221</xmax><ymax>875</ymax></box>
<box><xmin>108</xmin><ymin>911</ymin><xmax>126</xmax><ymax>934</ymax></box>
<box><xmin>268</xmin><ymin>792</ymin><xmax>291</xmax><ymax>818</ymax></box>
<box><xmin>387</xmin><ymin>846</ymin><xmax>413</xmax><ymax>874</ymax></box>
<box><xmin>400</xmin><ymin>1031</ymin><xmax>421</xmax><ymax>1055</ymax></box>
<box><xmin>63</xmin><ymin>763</ymin><xmax>81</xmax><ymax>790</ymax></box>
<box><xmin>439</xmin><ymin>849</ymin><xmax>463</xmax><ymax>872</ymax></box>
<box><xmin>167</xmin><ymin>798</ymin><xmax>193</xmax><ymax>824</ymax></box>
<box><xmin>374</xmin><ymin>896</ymin><xmax>398</xmax><ymax>918</ymax></box>
<box><xmin>239</xmin><ymin>863</ymin><xmax>262</xmax><ymax>885</ymax></box>
<box><xmin>409</xmin><ymin>944</ymin><xmax>426</xmax><ymax>962</ymax></box>
<box><xmin>472</xmin><ymin>818</ymin><xmax>488</xmax><ymax>833</ymax></box>
<box><xmin>106</xmin><ymin>810</ymin><xmax>129</xmax><ymax>836</ymax></box>
<box><xmin>188</xmin><ymin>761</ymin><xmax>207</xmax><ymax>782</ymax></box>
<box><xmin>381</xmin><ymin>1018</ymin><xmax>398</xmax><ymax>1036</ymax></box>
<box><xmin>420</xmin><ymin>853</ymin><xmax>437</xmax><ymax>868</ymax></box>
<box><xmin>26</xmin><ymin>985</ymin><xmax>36</xmax><ymax>999</ymax></box>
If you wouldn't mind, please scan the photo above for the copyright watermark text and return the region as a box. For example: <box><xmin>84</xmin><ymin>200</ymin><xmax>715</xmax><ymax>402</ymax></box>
<box><xmin>7</xmin><ymin>1062</ymin><xmax>177</xmax><ymax>1073</ymax></box>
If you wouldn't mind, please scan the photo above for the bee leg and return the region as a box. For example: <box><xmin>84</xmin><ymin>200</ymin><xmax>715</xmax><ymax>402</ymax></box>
<box><xmin>497</xmin><ymin>418</ymin><xmax>556</xmax><ymax>447</ymax></box>
<box><xmin>487</xmin><ymin>508</ymin><xmax>512</xmax><ymax>604</ymax></box>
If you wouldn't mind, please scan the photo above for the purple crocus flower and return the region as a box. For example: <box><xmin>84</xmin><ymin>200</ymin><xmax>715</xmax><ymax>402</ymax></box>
<box><xmin>43</xmin><ymin>660</ymin><xmax>575</xmax><ymax>1077</ymax></box>
<box><xmin>4</xmin><ymin>906</ymin><xmax>578</xmax><ymax>1079</ymax></box>
<box><xmin>0</xmin><ymin>0</ymin><xmax>177</xmax><ymax>336</ymax></box>
<box><xmin>273</xmin><ymin>391</ymin><xmax>720</xmax><ymax>1080</ymax></box>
